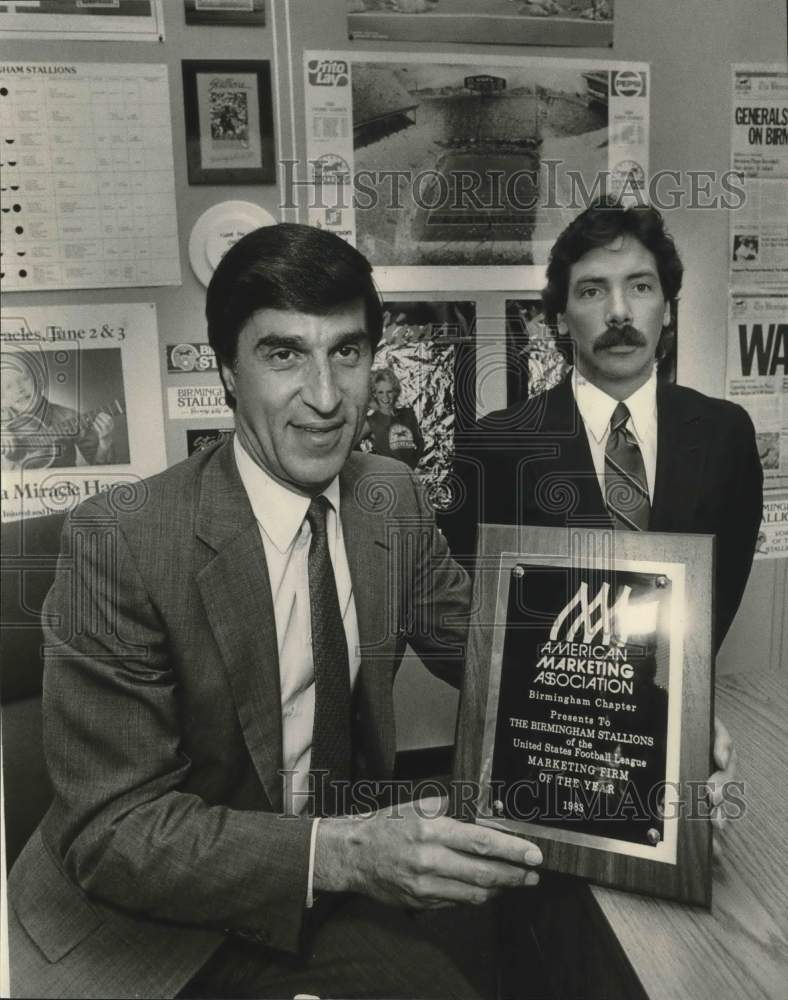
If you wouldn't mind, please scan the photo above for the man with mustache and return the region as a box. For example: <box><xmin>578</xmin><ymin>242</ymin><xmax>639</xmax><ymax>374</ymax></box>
<box><xmin>445</xmin><ymin>200</ymin><xmax>761</xmax><ymax>868</ymax></box>
<box><xmin>448</xmin><ymin>199</ymin><xmax>762</xmax><ymax>653</ymax></box>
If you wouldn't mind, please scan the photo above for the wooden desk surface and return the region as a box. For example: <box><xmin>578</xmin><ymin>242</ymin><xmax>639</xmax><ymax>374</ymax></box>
<box><xmin>588</xmin><ymin>670</ymin><xmax>788</xmax><ymax>1000</ymax></box>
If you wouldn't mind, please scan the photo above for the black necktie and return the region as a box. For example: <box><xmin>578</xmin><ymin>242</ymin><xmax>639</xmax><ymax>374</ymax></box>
<box><xmin>604</xmin><ymin>402</ymin><xmax>651</xmax><ymax>531</ymax></box>
<box><xmin>306</xmin><ymin>496</ymin><xmax>351</xmax><ymax>816</ymax></box>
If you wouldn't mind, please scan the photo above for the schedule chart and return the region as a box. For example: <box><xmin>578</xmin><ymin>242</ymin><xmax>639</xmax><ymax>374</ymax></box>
<box><xmin>0</xmin><ymin>62</ymin><xmax>180</xmax><ymax>292</ymax></box>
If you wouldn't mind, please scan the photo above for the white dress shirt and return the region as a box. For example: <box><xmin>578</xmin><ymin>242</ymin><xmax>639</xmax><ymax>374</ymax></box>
<box><xmin>571</xmin><ymin>366</ymin><xmax>658</xmax><ymax>502</ymax></box>
<box><xmin>234</xmin><ymin>436</ymin><xmax>361</xmax><ymax>904</ymax></box>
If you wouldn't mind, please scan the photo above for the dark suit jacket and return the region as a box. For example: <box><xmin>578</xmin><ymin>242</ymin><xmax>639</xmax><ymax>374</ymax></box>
<box><xmin>8</xmin><ymin>438</ymin><xmax>470</xmax><ymax>999</ymax></box>
<box><xmin>442</xmin><ymin>376</ymin><xmax>763</xmax><ymax>651</ymax></box>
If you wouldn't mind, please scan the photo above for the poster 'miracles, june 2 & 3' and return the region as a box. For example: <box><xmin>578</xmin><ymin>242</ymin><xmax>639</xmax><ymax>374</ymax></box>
<box><xmin>1</xmin><ymin>304</ymin><xmax>167</xmax><ymax>522</ymax></box>
<box><xmin>303</xmin><ymin>51</ymin><xmax>649</xmax><ymax>289</ymax></box>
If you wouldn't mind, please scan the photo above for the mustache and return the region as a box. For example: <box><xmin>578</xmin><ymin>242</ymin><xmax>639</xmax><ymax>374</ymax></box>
<box><xmin>593</xmin><ymin>324</ymin><xmax>648</xmax><ymax>352</ymax></box>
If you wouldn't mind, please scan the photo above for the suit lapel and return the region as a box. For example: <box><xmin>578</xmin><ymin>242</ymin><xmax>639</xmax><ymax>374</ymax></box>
<box><xmin>195</xmin><ymin>440</ymin><xmax>285</xmax><ymax>811</ymax></box>
<box><xmin>651</xmin><ymin>384</ymin><xmax>704</xmax><ymax>531</ymax></box>
<box><xmin>339</xmin><ymin>454</ymin><xmax>397</xmax><ymax>763</ymax></box>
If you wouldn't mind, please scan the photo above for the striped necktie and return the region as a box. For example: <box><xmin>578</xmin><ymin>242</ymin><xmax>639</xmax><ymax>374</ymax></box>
<box><xmin>306</xmin><ymin>496</ymin><xmax>352</xmax><ymax>816</ymax></box>
<box><xmin>604</xmin><ymin>402</ymin><xmax>651</xmax><ymax>531</ymax></box>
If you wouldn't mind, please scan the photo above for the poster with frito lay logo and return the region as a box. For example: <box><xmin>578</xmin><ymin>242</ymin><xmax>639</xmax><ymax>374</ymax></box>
<box><xmin>302</xmin><ymin>50</ymin><xmax>649</xmax><ymax>290</ymax></box>
<box><xmin>477</xmin><ymin>554</ymin><xmax>685</xmax><ymax>864</ymax></box>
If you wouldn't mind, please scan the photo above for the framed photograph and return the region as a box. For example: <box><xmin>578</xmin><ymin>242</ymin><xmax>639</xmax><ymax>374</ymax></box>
<box><xmin>505</xmin><ymin>298</ymin><xmax>678</xmax><ymax>404</ymax></box>
<box><xmin>0</xmin><ymin>0</ymin><xmax>165</xmax><ymax>42</ymax></box>
<box><xmin>454</xmin><ymin>524</ymin><xmax>714</xmax><ymax>906</ymax></box>
<box><xmin>182</xmin><ymin>59</ymin><xmax>275</xmax><ymax>185</ymax></box>
<box><xmin>346</xmin><ymin>0</ymin><xmax>614</xmax><ymax>48</ymax></box>
<box><xmin>184</xmin><ymin>0</ymin><xmax>265</xmax><ymax>27</ymax></box>
<box><xmin>356</xmin><ymin>299</ymin><xmax>476</xmax><ymax>512</ymax></box>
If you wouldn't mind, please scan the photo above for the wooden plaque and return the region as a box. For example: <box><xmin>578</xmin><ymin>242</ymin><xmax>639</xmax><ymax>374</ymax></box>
<box><xmin>453</xmin><ymin>525</ymin><xmax>714</xmax><ymax>906</ymax></box>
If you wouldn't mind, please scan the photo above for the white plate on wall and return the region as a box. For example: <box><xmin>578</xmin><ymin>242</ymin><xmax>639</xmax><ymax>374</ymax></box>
<box><xmin>189</xmin><ymin>201</ymin><xmax>276</xmax><ymax>286</ymax></box>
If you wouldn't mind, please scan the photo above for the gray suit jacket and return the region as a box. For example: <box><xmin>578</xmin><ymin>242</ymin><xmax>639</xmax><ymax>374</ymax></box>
<box><xmin>8</xmin><ymin>439</ymin><xmax>470</xmax><ymax>999</ymax></box>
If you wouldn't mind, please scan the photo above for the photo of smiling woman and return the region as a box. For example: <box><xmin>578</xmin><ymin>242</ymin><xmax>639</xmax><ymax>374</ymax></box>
<box><xmin>362</xmin><ymin>366</ymin><xmax>425</xmax><ymax>470</ymax></box>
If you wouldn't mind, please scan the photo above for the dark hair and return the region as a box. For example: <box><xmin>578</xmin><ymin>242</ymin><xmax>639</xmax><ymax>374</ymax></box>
<box><xmin>542</xmin><ymin>199</ymin><xmax>684</xmax><ymax>325</ymax></box>
<box><xmin>206</xmin><ymin>223</ymin><xmax>383</xmax><ymax>408</ymax></box>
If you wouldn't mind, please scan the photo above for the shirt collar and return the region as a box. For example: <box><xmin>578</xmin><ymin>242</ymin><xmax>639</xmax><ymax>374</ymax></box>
<box><xmin>571</xmin><ymin>366</ymin><xmax>657</xmax><ymax>445</ymax></box>
<box><xmin>234</xmin><ymin>435</ymin><xmax>341</xmax><ymax>553</ymax></box>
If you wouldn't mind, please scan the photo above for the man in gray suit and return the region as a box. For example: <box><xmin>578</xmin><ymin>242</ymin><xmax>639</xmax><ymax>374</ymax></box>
<box><xmin>8</xmin><ymin>224</ymin><xmax>542</xmax><ymax>999</ymax></box>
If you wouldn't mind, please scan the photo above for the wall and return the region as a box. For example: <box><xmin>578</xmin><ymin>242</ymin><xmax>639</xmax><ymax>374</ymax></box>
<box><xmin>1</xmin><ymin>0</ymin><xmax>785</xmax><ymax>751</ymax></box>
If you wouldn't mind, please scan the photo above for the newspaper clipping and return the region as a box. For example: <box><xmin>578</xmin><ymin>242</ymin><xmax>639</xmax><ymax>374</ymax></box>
<box><xmin>730</xmin><ymin>64</ymin><xmax>788</xmax><ymax>294</ymax></box>
<box><xmin>1</xmin><ymin>303</ymin><xmax>166</xmax><ymax>522</ymax></box>
<box><xmin>303</xmin><ymin>51</ymin><xmax>649</xmax><ymax>287</ymax></box>
<box><xmin>755</xmin><ymin>492</ymin><xmax>788</xmax><ymax>560</ymax></box>
<box><xmin>726</xmin><ymin>294</ymin><xmax>788</xmax><ymax>497</ymax></box>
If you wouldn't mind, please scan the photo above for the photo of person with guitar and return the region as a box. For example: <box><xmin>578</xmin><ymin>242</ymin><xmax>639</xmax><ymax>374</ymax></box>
<box><xmin>0</xmin><ymin>349</ymin><xmax>126</xmax><ymax>472</ymax></box>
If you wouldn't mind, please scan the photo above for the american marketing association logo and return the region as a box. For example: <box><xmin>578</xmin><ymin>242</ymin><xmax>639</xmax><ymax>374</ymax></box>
<box><xmin>549</xmin><ymin>581</ymin><xmax>658</xmax><ymax>645</ymax></box>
